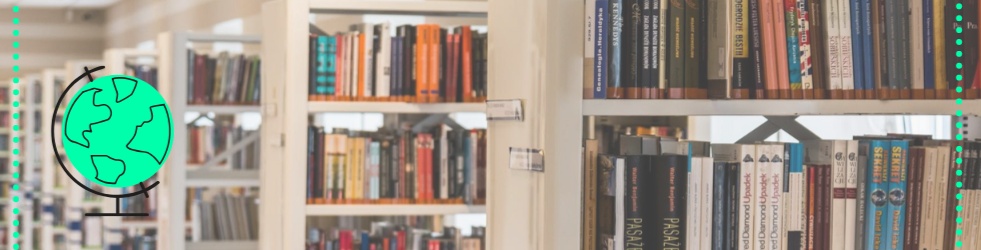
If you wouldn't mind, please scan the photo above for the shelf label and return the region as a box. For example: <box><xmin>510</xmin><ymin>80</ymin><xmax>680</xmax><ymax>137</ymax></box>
<box><xmin>486</xmin><ymin>99</ymin><xmax>523</xmax><ymax>121</ymax></box>
<box><xmin>509</xmin><ymin>147</ymin><xmax>544</xmax><ymax>172</ymax></box>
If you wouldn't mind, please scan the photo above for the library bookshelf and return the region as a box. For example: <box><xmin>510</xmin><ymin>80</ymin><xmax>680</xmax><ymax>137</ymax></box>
<box><xmin>156</xmin><ymin>32</ymin><xmax>262</xmax><ymax>250</ymax></box>
<box><xmin>14</xmin><ymin>73</ymin><xmax>43</xmax><ymax>250</ymax></box>
<box><xmin>260</xmin><ymin>0</ymin><xmax>488</xmax><ymax>249</ymax></box>
<box><xmin>0</xmin><ymin>79</ymin><xmax>14</xmax><ymax>249</ymax></box>
<box><xmin>39</xmin><ymin>68</ymin><xmax>67</xmax><ymax>250</ymax></box>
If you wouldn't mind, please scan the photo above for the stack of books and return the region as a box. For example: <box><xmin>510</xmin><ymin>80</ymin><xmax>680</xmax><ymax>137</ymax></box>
<box><xmin>306</xmin><ymin>126</ymin><xmax>487</xmax><ymax>205</ymax></box>
<box><xmin>582</xmin><ymin>133</ymin><xmax>973</xmax><ymax>250</ymax></box>
<box><xmin>584</xmin><ymin>0</ymin><xmax>980</xmax><ymax>99</ymax></box>
<box><xmin>186</xmin><ymin>51</ymin><xmax>262</xmax><ymax>105</ymax></box>
<box><xmin>307</xmin><ymin>24</ymin><xmax>488</xmax><ymax>103</ymax></box>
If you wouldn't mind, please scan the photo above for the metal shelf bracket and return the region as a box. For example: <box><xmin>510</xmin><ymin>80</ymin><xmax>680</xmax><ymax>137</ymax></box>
<box><xmin>735</xmin><ymin>116</ymin><xmax>822</xmax><ymax>143</ymax></box>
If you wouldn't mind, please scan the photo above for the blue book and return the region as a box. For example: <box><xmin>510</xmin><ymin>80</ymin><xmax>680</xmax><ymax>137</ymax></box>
<box><xmin>370</xmin><ymin>142</ymin><xmax>380</xmax><ymax>200</ymax></box>
<box><xmin>361</xmin><ymin>232</ymin><xmax>370</xmax><ymax>250</ymax></box>
<box><xmin>314</xmin><ymin>35</ymin><xmax>331</xmax><ymax>96</ymax></box>
<box><xmin>885</xmin><ymin>140</ymin><xmax>908</xmax><ymax>250</ymax></box>
<box><xmin>711</xmin><ymin>162</ymin><xmax>726</xmax><ymax>250</ymax></box>
<box><xmin>863</xmin><ymin>140</ymin><xmax>889</xmax><ymax>250</ymax></box>
<box><xmin>861</xmin><ymin>0</ymin><xmax>874</xmax><ymax>91</ymax></box>
<box><xmin>786</xmin><ymin>6</ymin><xmax>802</xmax><ymax>90</ymax></box>
<box><xmin>607</xmin><ymin>0</ymin><xmax>622</xmax><ymax>97</ymax></box>
<box><xmin>922</xmin><ymin>0</ymin><xmax>935</xmax><ymax>90</ymax></box>
<box><xmin>787</xmin><ymin>143</ymin><xmax>804</xmax><ymax>250</ymax></box>
<box><xmin>594</xmin><ymin>0</ymin><xmax>609</xmax><ymax>98</ymax></box>
<box><xmin>463</xmin><ymin>134</ymin><xmax>473</xmax><ymax>204</ymax></box>
<box><xmin>850</xmin><ymin>0</ymin><xmax>865</xmax><ymax>92</ymax></box>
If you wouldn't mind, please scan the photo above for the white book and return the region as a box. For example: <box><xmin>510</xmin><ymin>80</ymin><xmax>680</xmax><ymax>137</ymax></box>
<box><xmin>755</xmin><ymin>145</ymin><xmax>769</xmax><ymax>250</ymax></box>
<box><xmin>347</xmin><ymin>33</ymin><xmax>359</xmax><ymax>97</ymax></box>
<box><xmin>440</xmin><ymin>126</ymin><xmax>450</xmax><ymax>199</ymax></box>
<box><xmin>375</xmin><ymin>22</ymin><xmax>392</xmax><ymax>97</ymax></box>
<box><xmin>786</xmin><ymin>147</ymin><xmax>805</xmax><ymax>250</ymax></box>
<box><xmin>824</xmin><ymin>0</ymin><xmax>842</xmax><ymax>91</ymax></box>
<box><xmin>614</xmin><ymin>157</ymin><xmax>626</xmax><ymax>250</ymax></box>
<box><xmin>919</xmin><ymin>147</ymin><xmax>938</xmax><ymax>250</ymax></box>
<box><xmin>701</xmin><ymin>157</ymin><xmax>714</xmax><ymax>249</ymax></box>
<box><xmin>766</xmin><ymin>144</ymin><xmax>783</xmax><ymax>250</ymax></box>
<box><xmin>658</xmin><ymin>0</ymin><xmax>668</xmax><ymax>89</ymax></box>
<box><xmin>324</xmin><ymin>134</ymin><xmax>334</xmax><ymax>200</ymax></box>
<box><xmin>844</xmin><ymin>140</ymin><xmax>858</xmax><ymax>250</ymax></box>
<box><xmin>706</xmin><ymin>0</ymin><xmax>731</xmax><ymax>97</ymax></box>
<box><xmin>830</xmin><ymin>140</ymin><xmax>847</xmax><ymax>250</ymax></box>
<box><xmin>585</xmin><ymin>0</ymin><xmax>595</xmax><ymax>90</ymax></box>
<box><xmin>360</xmin><ymin>24</ymin><xmax>375</xmax><ymax>97</ymax></box>
<box><xmin>797</xmin><ymin>0</ymin><xmax>813</xmax><ymax>92</ymax></box>
<box><xmin>837</xmin><ymin>0</ymin><xmax>854</xmax><ymax>91</ymax></box>
<box><xmin>688</xmin><ymin>157</ymin><xmax>702</xmax><ymax>250</ymax></box>
<box><xmin>909</xmin><ymin>0</ymin><xmax>924</xmax><ymax>91</ymax></box>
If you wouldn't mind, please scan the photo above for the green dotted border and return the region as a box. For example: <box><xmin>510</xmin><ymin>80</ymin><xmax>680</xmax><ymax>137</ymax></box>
<box><xmin>955</xmin><ymin>1</ymin><xmax>966</xmax><ymax>248</ymax></box>
<box><xmin>10</xmin><ymin>5</ymin><xmax>19</xmax><ymax>250</ymax></box>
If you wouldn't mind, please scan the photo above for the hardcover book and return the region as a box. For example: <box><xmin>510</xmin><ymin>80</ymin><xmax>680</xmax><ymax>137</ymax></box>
<box><xmin>651</xmin><ymin>155</ymin><xmax>688</xmax><ymax>249</ymax></box>
<box><xmin>885</xmin><ymin>141</ymin><xmax>909</xmax><ymax>249</ymax></box>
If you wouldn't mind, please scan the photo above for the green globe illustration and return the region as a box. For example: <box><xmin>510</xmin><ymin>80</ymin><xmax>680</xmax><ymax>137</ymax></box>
<box><xmin>61</xmin><ymin>74</ymin><xmax>173</xmax><ymax>188</ymax></box>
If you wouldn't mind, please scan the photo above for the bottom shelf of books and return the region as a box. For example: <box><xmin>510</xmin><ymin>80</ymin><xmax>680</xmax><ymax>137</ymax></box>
<box><xmin>305</xmin><ymin>216</ymin><xmax>486</xmax><ymax>250</ymax></box>
<box><xmin>584</xmin><ymin>128</ymin><xmax>972</xmax><ymax>249</ymax></box>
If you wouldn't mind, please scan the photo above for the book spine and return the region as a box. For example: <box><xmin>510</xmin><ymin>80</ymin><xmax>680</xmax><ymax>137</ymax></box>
<box><xmin>785</xmin><ymin>0</ymin><xmax>803</xmax><ymax>96</ymax></box>
<box><xmin>363</xmin><ymin>25</ymin><xmax>375</xmax><ymax>98</ymax></box>
<box><xmin>595</xmin><ymin>0</ymin><xmax>609</xmax><ymax>99</ymax></box>
<box><xmin>885</xmin><ymin>0</ymin><xmax>901</xmax><ymax>94</ymax></box>
<box><xmin>805</xmin><ymin>166</ymin><xmax>816</xmax><ymax>250</ymax></box>
<box><xmin>586</xmin><ymin>0</ymin><xmax>596</xmax><ymax>99</ymax></box>
<box><xmin>326</xmin><ymin>36</ymin><xmax>338</xmax><ymax>96</ymax></box>
<box><xmin>749</xmin><ymin>0</ymin><xmax>766</xmax><ymax>98</ymax></box>
<box><xmin>653</xmin><ymin>155</ymin><xmax>687</xmax><ymax>249</ymax></box>
<box><xmin>904</xmin><ymin>148</ymin><xmax>922</xmax><ymax>250</ymax></box>
<box><xmin>798</xmin><ymin>0</ymin><xmax>814</xmax><ymax>96</ymax></box>
<box><xmin>688</xmin><ymin>158</ymin><xmax>702</xmax><ymax>250</ymax></box>
<box><xmin>786</xmin><ymin>144</ymin><xmax>804</xmax><ymax>250</ymax></box>
<box><xmin>701</xmin><ymin>157</ymin><xmax>714</xmax><ymax>250</ymax></box>
<box><xmin>740</xmin><ymin>145</ymin><xmax>756</xmax><ymax>250</ymax></box>
<box><xmin>768</xmin><ymin>145</ymin><xmax>783</xmax><ymax>250</ymax></box>
<box><xmin>623</xmin><ymin>0</ymin><xmax>641</xmax><ymax>99</ymax></box>
<box><xmin>377</xmin><ymin>23</ymin><xmax>391</xmax><ymax>97</ymax></box>
<box><xmin>887</xmin><ymin>141</ymin><xmax>908</xmax><ymax>250</ymax></box>
<box><xmin>713</xmin><ymin>162</ymin><xmax>727</xmax><ymax>250</ymax></box>
<box><xmin>773</xmin><ymin>0</ymin><xmax>791</xmax><ymax>98</ymax></box>
<box><xmin>849</xmin><ymin>0</ymin><xmax>864</xmax><ymax>96</ymax></box>
<box><xmin>609</xmin><ymin>0</ymin><xmax>624</xmax><ymax>98</ymax></box>
<box><xmin>732</xmin><ymin>0</ymin><xmax>752</xmax><ymax>96</ymax></box>
<box><xmin>838</xmin><ymin>0</ymin><xmax>856</xmax><ymax>96</ymax></box>
<box><xmin>760</xmin><ymin>0</ymin><xmax>778</xmax><ymax>97</ymax></box>
<box><xmin>932</xmin><ymin>0</ymin><xmax>946</xmax><ymax>94</ymax></box>
<box><xmin>807</xmin><ymin>0</ymin><xmax>827</xmax><ymax>98</ymax></box>
<box><xmin>815</xmin><ymin>165</ymin><xmax>827</xmax><ymax>250</ymax></box>
<box><xmin>898</xmin><ymin>0</ymin><xmax>912</xmax><ymax>95</ymax></box>
<box><xmin>651</xmin><ymin>0</ymin><xmax>662</xmax><ymax>96</ymax></box>
<box><xmin>909</xmin><ymin>0</ymin><xmax>925</xmax><ymax>97</ymax></box>
<box><xmin>641</xmin><ymin>0</ymin><xmax>653</xmax><ymax>98</ymax></box>
<box><xmin>831</xmin><ymin>141</ymin><xmax>848</xmax><ymax>250</ymax></box>
<box><xmin>666</xmin><ymin>0</ymin><xmax>686</xmax><ymax>98</ymax></box>
<box><xmin>824</xmin><ymin>0</ymin><xmax>842</xmax><ymax>94</ymax></box>
<box><xmin>623</xmin><ymin>156</ymin><xmax>648</xmax><ymax>250</ymax></box>
<box><xmin>860</xmin><ymin>0</ymin><xmax>875</xmax><ymax>96</ymax></box>
<box><xmin>728</xmin><ymin>162</ymin><xmax>741</xmax><ymax>250</ymax></box>
<box><xmin>684</xmin><ymin>0</ymin><xmax>701</xmax><ymax>97</ymax></box>
<box><xmin>845</xmin><ymin>140</ymin><xmax>859</xmax><ymax>250</ymax></box>
<box><xmin>856</xmin><ymin>142</ymin><xmax>868</xmax><ymax>250</ymax></box>
<box><xmin>658</xmin><ymin>0</ymin><xmax>669</xmax><ymax>91</ymax></box>
<box><xmin>864</xmin><ymin>141</ymin><xmax>888</xmax><ymax>250</ymax></box>
<box><xmin>707</xmin><ymin>0</ymin><xmax>731</xmax><ymax>98</ymax></box>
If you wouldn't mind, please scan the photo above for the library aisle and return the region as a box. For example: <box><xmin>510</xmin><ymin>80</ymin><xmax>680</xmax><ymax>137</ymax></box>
<box><xmin>6</xmin><ymin>0</ymin><xmax>981</xmax><ymax>249</ymax></box>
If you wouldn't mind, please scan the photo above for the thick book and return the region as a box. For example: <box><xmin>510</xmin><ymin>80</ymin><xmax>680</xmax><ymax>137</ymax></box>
<box><xmin>784</xmin><ymin>143</ymin><xmax>804</xmax><ymax>250</ymax></box>
<box><xmin>807</xmin><ymin>0</ymin><xmax>828</xmax><ymax>99</ymax></box>
<box><xmin>683</xmin><ymin>0</ymin><xmax>703</xmax><ymax>98</ymax></box>
<box><xmin>749</xmin><ymin>0</ymin><xmax>766</xmax><ymax>99</ymax></box>
<box><xmin>708</xmin><ymin>0</ymin><xmax>735</xmax><ymax>98</ymax></box>
<box><xmin>848</xmin><ymin>0</ymin><xmax>864</xmax><ymax>99</ymax></box>
<box><xmin>798</xmin><ymin>0</ymin><xmax>814</xmax><ymax>98</ymax></box>
<box><xmin>870</xmin><ymin>0</ymin><xmax>887</xmax><ymax>98</ymax></box>
<box><xmin>784</xmin><ymin>0</ymin><xmax>803</xmax><ymax>99</ymax></box>
<box><xmin>641</xmin><ymin>0</ymin><xmax>654</xmax><ymax>98</ymax></box>
<box><xmin>805</xmin><ymin>164</ymin><xmax>817</xmax><ymax>250</ymax></box>
<box><xmin>837</xmin><ymin>0</ymin><xmax>855</xmax><ymax>99</ymax></box>
<box><xmin>623</xmin><ymin>155</ymin><xmax>651</xmax><ymax>249</ymax></box>
<box><xmin>859</xmin><ymin>0</ymin><xmax>874</xmax><ymax>99</ymax></box>
<box><xmin>855</xmin><ymin>141</ymin><xmax>869</xmax><ymax>250</ymax></box>
<box><xmin>687</xmin><ymin>157</ymin><xmax>703</xmax><ymax>250</ymax></box>
<box><xmin>594</xmin><ymin>0</ymin><xmax>609</xmax><ymax>99</ymax></box>
<box><xmin>824</xmin><ymin>0</ymin><xmax>843</xmax><ymax>97</ymax></box>
<box><xmin>666</xmin><ymin>0</ymin><xmax>686</xmax><ymax>98</ymax></box>
<box><xmin>375</xmin><ymin>23</ymin><xmax>391</xmax><ymax>98</ymax></box>
<box><xmin>766</xmin><ymin>144</ymin><xmax>784</xmax><ymax>249</ymax></box>
<box><xmin>650</xmin><ymin>154</ymin><xmax>687</xmax><ymax>249</ymax></box>
<box><xmin>712</xmin><ymin>144</ymin><xmax>754</xmax><ymax>250</ymax></box>
<box><xmin>361</xmin><ymin>24</ymin><xmax>376</xmax><ymax>99</ymax></box>
<box><xmin>909</xmin><ymin>0</ymin><xmax>925</xmax><ymax>98</ymax></box>
<box><xmin>700</xmin><ymin>156</ymin><xmax>714</xmax><ymax>250</ymax></box>
<box><xmin>905</xmin><ymin>147</ymin><xmax>924</xmax><ymax>250</ymax></box>
<box><xmin>584</xmin><ymin>140</ymin><xmax>599</xmax><ymax>250</ymax></box>
<box><xmin>772</xmin><ymin>0</ymin><xmax>791</xmax><ymax>99</ymax></box>
<box><xmin>897</xmin><ymin>0</ymin><xmax>913</xmax><ymax>99</ymax></box>
<box><xmin>609</xmin><ymin>0</ymin><xmax>625</xmax><ymax>98</ymax></box>
<box><xmin>760</xmin><ymin>0</ymin><xmax>780</xmax><ymax>98</ymax></box>
<box><xmin>622</xmin><ymin>0</ymin><xmax>641</xmax><ymax>99</ymax></box>
<box><xmin>885</xmin><ymin>0</ymin><xmax>902</xmax><ymax>98</ymax></box>
<box><xmin>885</xmin><ymin>141</ymin><xmax>909</xmax><ymax>249</ymax></box>
<box><xmin>863</xmin><ymin>140</ymin><xmax>889</xmax><ymax>249</ymax></box>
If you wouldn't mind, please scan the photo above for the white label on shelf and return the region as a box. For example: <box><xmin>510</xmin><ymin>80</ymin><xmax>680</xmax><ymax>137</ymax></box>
<box><xmin>508</xmin><ymin>147</ymin><xmax>544</xmax><ymax>172</ymax></box>
<box><xmin>486</xmin><ymin>99</ymin><xmax>523</xmax><ymax>121</ymax></box>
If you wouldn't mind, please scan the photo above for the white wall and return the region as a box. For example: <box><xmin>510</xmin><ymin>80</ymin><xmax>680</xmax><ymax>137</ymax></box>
<box><xmin>708</xmin><ymin>115</ymin><xmax>952</xmax><ymax>143</ymax></box>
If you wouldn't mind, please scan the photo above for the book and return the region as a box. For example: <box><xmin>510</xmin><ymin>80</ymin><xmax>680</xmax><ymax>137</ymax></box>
<box><xmin>688</xmin><ymin>157</ymin><xmax>703</xmax><ymax>250</ymax></box>
<box><xmin>844</xmin><ymin>140</ymin><xmax>859</xmax><ymax>250</ymax></box>
<box><xmin>609</xmin><ymin>0</ymin><xmax>625</xmax><ymax>98</ymax></box>
<box><xmin>666</xmin><ymin>0</ymin><xmax>686</xmax><ymax>98</ymax></box>
<box><xmin>766</xmin><ymin>144</ymin><xmax>784</xmax><ymax>249</ymax></box>
<box><xmin>595</xmin><ymin>0</ymin><xmax>609</xmax><ymax>99</ymax></box>
<box><xmin>761</xmin><ymin>0</ymin><xmax>780</xmax><ymax>98</ymax></box>
<box><xmin>837</xmin><ymin>0</ymin><xmax>855</xmax><ymax>99</ymax></box>
<box><xmin>708</xmin><ymin>0</ymin><xmax>736</xmax><ymax>98</ymax></box>
<box><xmin>784</xmin><ymin>0</ymin><xmax>803</xmax><ymax>99</ymax></box>
<box><xmin>651</xmin><ymin>154</ymin><xmax>687</xmax><ymax>249</ymax></box>
<box><xmin>885</xmin><ymin>140</ymin><xmax>909</xmax><ymax>249</ymax></box>
<box><xmin>623</xmin><ymin>155</ymin><xmax>650</xmax><ymax>249</ymax></box>
<box><xmin>712</xmin><ymin>144</ymin><xmax>755</xmax><ymax>250</ymax></box>
<box><xmin>772</xmin><ymin>0</ymin><xmax>791</xmax><ymax>99</ymax></box>
<box><xmin>684</xmin><ymin>0</ymin><xmax>704</xmax><ymax>98</ymax></box>
<box><xmin>750</xmin><ymin>0</ymin><xmax>767</xmax><ymax>99</ymax></box>
<box><xmin>848</xmin><ymin>0</ymin><xmax>865</xmax><ymax>99</ymax></box>
<box><xmin>863</xmin><ymin>140</ymin><xmax>889</xmax><ymax>249</ymax></box>
<box><xmin>586</xmin><ymin>0</ymin><xmax>597</xmax><ymax>99</ymax></box>
<box><xmin>712</xmin><ymin>161</ymin><xmax>728</xmax><ymax>250</ymax></box>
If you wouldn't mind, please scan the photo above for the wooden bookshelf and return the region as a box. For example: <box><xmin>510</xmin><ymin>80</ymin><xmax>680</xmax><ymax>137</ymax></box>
<box><xmin>260</xmin><ymin>1</ymin><xmax>490</xmax><ymax>249</ymax></box>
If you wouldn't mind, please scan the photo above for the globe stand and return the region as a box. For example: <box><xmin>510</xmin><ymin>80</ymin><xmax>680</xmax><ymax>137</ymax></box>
<box><xmin>84</xmin><ymin>181</ymin><xmax>156</xmax><ymax>217</ymax></box>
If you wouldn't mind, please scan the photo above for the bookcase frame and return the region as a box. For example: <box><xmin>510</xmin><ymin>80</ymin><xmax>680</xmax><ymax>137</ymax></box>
<box><xmin>156</xmin><ymin>32</ymin><xmax>263</xmax><ymax>250</ymax></box>
<box><xmin>259</xmin><ymin>0</ymin><xmax>489</xmax><ymax>249</ymax></box>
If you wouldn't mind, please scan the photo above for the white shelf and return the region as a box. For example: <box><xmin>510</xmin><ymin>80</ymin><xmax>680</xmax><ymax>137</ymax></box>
<box><xmin>310</xmin><ymin>0</ymin><xmax>487</xmax><ymax>16</ymax></box>
<box><xmin>118</xmin><ymin>220</ymin><xmax>157</xmax><ymax>228</ymax></box>
<box><xmin>305</xmin><ymin>204</ymin><xmax>486</xmax><ymax>216</ymax></box>
<box><xmin>187</xmin><ymin>241</ymin><xmax>258</xmax><ymax>250</ymax></box>
<box><xmin>582</xmin><ymin>99</ymin><xmax>980</xmax><ymax>116</ymax></box>
<box><xmin>186</xmin><ymin>169</ymin><xmax>260</xmax><ymax>187</ymax></box>
<box><xmin>308</xmin><ymin>102</ymin><xmax>484</xmax><ymax>114</ymax></box>
<box><xmin>185</xmin><ymin>105</ymin><xmax>260</xmax><ymax>114</ymax></box>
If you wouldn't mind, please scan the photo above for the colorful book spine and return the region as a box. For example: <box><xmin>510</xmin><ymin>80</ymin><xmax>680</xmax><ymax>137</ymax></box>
<box><xmin>922</xmin><ymin>0</ymin><xmax>935</xmax><ymax>92</ymax></box>
<box><xmin>772</xmin><ymin>0</ymin><xmax>791</xmax><ymax>98</ymax></box>
<box><xmin>767</xmin><ymin>144</ymin><xmax>784</xmax><ymax>249</ymax></box>
<box><xmin>797</xmin><ymin>0</ymin><xmax>813</xmax><ymax>97</ymax></box>
<box><xmin>595</xmin><ymin>0</ymin><xmax>609</xmax><ymax>99</ymax></box>
<box><xmin>785</xmin><ymin>143</ymin><xmax>804</xmax><ymax>250</ymax></box>
<box><xmin>848</xmin><ymin>0</ymin><xmax>864</xmax><ymax>97</ymax></box>
<box><xmin>785</xmin><ymin>0</ymin><xmax>802</xmax><ymax>96</ymax></box>
<box><xmin>732</xmin><ymin>0</ymin><xmax>752</xmax><ymax>97</ymax></box>
<box><xmin>739</xmin><ymin>145</ymin><xmax>756</xmax><ymax>250</ymax></box>
<box><xmin>886</xmin><ymin>141</ymin><xmax>909</xmax><ymax>250</ymax></box>
<box><xmin>324</xmin><ymin>36</ymin><xmax>337</xmax><ymax>96</ymax></box>
<box><xmin>864</xmin><ymin>140</ymin><xmax>889</xmax><ymax>250</ymax></box>
<box><xmin>609</xmin><ymin>0</ymin><xmax>624</xmax><ymax>98</ymax></box>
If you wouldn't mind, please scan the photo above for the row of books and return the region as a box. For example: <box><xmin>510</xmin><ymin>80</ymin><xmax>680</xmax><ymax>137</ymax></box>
<box><xmin>307</xmin><ymin>226</ymin><xmax>485</xmax><ymax>250</ymax></box>
<box><xmin>187</xmin><ymin>123</ymin><xmax>260</xmax><ymax>170</ymax></box>
<box><xmin>187</xmin><ymin>51</ymin><xmax>261</xmax><ymax>105</ymax></box>
<box><xmin>584</xmin><ymin>0</ymin><xmax>981</xmax><ymax>99</ymax></box>
<box><xmin>121</xmin><ymin>175</ymin><xmax>158</xmax><ymax>219</ymax></box>
<box><xmin>125</xmin><ymin>64</ymin><xmax>159</xmax><ymax>89</ymax></box>
<box><xmin>191</xmin><ymin>188</ymin><xmax>259</xmax><ymax>241</ymax></box>
<box><xmin>307</xmin><ymin>23</ymin><xmax>489</xmax><ymax>103</ymax></box>
<box><xmin>306</xmin><ymin>126</ymin><xmax>487</xmax><ymax>205</ymax></box>
<box><xmin>121</xmin><ymin>230</ymin><xmax>156</xmax><ymax>250</ymax></box>
<box><xmin>583</xmin><ymin>134</ymin><xmax>972</xmax><ymax>250</ymax></box>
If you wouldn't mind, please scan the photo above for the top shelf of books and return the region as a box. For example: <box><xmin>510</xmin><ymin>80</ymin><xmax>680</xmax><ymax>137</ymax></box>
<box><xmin>309</xmin><ymin>0</ymin><xmax>488</xmax><ymax>17</ymax></box>
<box><xmin>582</xmin><ymin>100</ymin><xmax>980</xmax><ymax>116</ymax></box>
<box><xmin>308</xmin><ymin>101</ymin><xmax>484</xmax><ymax>113</ymax></box>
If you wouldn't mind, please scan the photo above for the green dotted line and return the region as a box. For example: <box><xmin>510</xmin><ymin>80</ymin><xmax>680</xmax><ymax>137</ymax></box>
<box><xmin>954</xmin><ymin>1</ymin><xmax>965</xmax><ymax>248</ymax></box>
<box><xmin>10</xmin><ymin>5</ymin><xmax>18</xmax><ymax>250</ymax></box>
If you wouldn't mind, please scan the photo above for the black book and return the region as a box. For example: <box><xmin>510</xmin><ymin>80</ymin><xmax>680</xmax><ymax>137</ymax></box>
<box><xmin>399</xmin><ymin>25</ymin><xmax>416</xmax><ymax>98</ymax></box>
<box><xmin>622</xmin><ymin>0</ymin><xmax>641</xmax><ymax>98</ymax></box>
<box><xmin>650</xmin><ymin>154</ymin><xmax>687</xmax><ymax>249</ymax></box>
<box><xmin>642</xmin><ymin>0</ymin><xmax>654</xmax><ymax>97</ymax></box>
<box><xmin>698</xmin><ymin>0</ymin><xmax>708</xmax><ymax>92</ymax></box>
<box><xmin>966</xmin><ymin>1</ymin><xmax>980</xmax><ymax>93</ymax></box>
<box><xmin>440</xmin><ymin>28</ymin><xmax>448</xmax><ymax>100</ymax></box>
<box><xmin>666</xmin><ymin>0</ymin><xmax>686</xmax><ymax>98</ymax></box>
<box><xmin>309</xmin><ymin>35</ymin><xmax>318</xmax><ymax>98</ymax></box>
<box><xmin>684</xmin><ymin>0</ymin><xmax>701</xmax><ymax>95</ymax></box>
<box><xmin>597</xmin><ymin>154</ymin><xmax>619</xmax><ymax>247</ymax></box>
<box><xmin>711</xmin><ymin>162</ymin><xmax>727</xmax><ymax>250</ymax></box>
<box><xmin>748</xmin><ymin>0</ymin><xmax>764</xmax><ymax>98</ymax></box>
<box><xmin>306</xmin><ymin>126</ymin><xmax>316</xmax><ymax>201</ymax></box>
<box><xmin>623</xmin><ymin>155</ymin><xmax>651</xmax><ymax>249</ymax></box>
<box><xmin>380</xmin><ymin>138</ymin><xmax>390</xmax><ymax>198</ymax></box>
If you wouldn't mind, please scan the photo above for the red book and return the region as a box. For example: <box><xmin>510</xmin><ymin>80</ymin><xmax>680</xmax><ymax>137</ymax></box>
<box><xmin>461</xmin><ymin>26</ymin><xmax>473</xmax><ymax>102</ymax></box>
<box><xmin>193</xmin><ymin>53</ymin><xmax>207</xmax><ymax>104</ymax></box>
<box><xmin>806</xmin><ymin>166</ymin><xmax>816</xmax><ymax>250</ymax></box>
<box><xmin>425</xmin><ymin>134</ymin><xmax>434</xmax><ymax>200</ymax></box>
<box><xmin>397</xmin><ymin>230</ymin><xmax>406</xmax><ymax>250</ymax></box>
<box><xmin>417</xmin><ymin>25</ymin><xmax>429</xmax><ymax>102</ymax></box>
<box><xmin>416</xmin><ymin>134</ymin><xmax>426</xmax><ymax>200</ymax></box>
<box><xmin>429</xmin><ymin>25</ymin><xmax>441</xmax><ymax>102</ymax></box>
<box><xmin>336</xmin><ymin>34</ymin><xmax>344</xmax><ymax>99</ymax></box>
<box><xmin>340</xmin><ymin>230</ymin><xmax>353</xmax><ymax>250</ymax></box>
